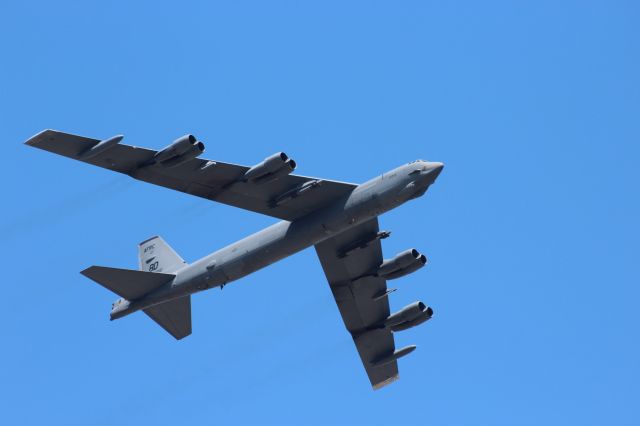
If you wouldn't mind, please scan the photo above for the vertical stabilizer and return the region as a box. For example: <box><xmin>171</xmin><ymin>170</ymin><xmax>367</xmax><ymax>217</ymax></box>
<box><xmin>138</xmin><ymin>236</ymin><xmax>187</xmax><ymax>273</ymax></box>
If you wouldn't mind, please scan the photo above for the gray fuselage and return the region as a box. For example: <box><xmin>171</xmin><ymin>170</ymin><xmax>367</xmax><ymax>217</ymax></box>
<box><xmin>112</xmin><ymin>160</ymin><xmax>443</xmax><ymax>319</ymax></box>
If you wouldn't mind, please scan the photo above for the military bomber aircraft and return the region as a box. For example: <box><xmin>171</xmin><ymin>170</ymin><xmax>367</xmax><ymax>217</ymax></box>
<box><xmin>25</xmin><ymin>130</ymin><xmax>444</xmax><ymax>390</ymax></box>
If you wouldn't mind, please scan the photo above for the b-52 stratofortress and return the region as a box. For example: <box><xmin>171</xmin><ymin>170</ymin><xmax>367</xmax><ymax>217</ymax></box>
<box><xmin>25</xmin><ymin>130</ymin><xmax>444</xmax><ymax>390</ymax></box>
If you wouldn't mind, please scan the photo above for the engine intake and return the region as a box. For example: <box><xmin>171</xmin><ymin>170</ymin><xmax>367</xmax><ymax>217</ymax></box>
<box><xmin>384</xmin><ymin>301</ymin><xmax>433</xmax><ymax>332</ymax></box>
<box><xmin>154</xmin><ymin>134</ymin><xmax>205</xmax><ymax>166</ymax></box>
<box><xmin>244</xmin><ymin>152</ymin><xmax>296</xmax><ymax>184</ymax></box>
<box><xmin>377</xmin><ymin>248</ymin><xmax>427</xmax><ymax>280</ymax></box>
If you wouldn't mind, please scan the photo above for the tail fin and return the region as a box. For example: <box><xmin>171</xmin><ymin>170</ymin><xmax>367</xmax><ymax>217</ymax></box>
<box><xmin>83</xmin><ymin>236</ymin><xmax>192</xmax><ymax>340</ymax></box>
<box><xmin>138</xmin><ymin>236</ymin><xmax>187</xmax><ymax>273</ymax></box>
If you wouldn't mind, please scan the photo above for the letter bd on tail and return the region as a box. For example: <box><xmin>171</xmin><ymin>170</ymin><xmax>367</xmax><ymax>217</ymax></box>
<box><xmin>25</xmin><ymin>129</ymin><xmax>444</xmax><ymax>390</ymax></box>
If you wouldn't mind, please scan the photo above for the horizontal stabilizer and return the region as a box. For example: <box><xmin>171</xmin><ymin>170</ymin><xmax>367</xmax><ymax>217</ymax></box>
<box><xmin>144</xmin><ymin>296</ymin><xmax>192</xmax><ymax>340</ymax></box>
<box><xmin>81</xmin><ymin>266</ymin><xmax>174</xmax><ymax>300</ymax></box>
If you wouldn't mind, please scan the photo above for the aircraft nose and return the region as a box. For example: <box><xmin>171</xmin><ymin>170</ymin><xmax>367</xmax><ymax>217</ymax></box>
<box><xmin>424</xmin><ymin>161</ymin><xmax>444</xmax><ymax>181</ymax></box>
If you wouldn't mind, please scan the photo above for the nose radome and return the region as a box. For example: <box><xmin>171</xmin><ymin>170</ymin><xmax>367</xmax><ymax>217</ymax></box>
<box><xmin>423</xmin><ymin>161</ymin><xmax>444</xmax><ymax>183</ymax></box>
<box><xmin>427</xmin><ymin>161</ymin><xmax>444</xmax><ymax>175</ymax></box>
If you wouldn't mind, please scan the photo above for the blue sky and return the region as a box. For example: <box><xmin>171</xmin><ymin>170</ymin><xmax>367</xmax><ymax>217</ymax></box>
<box><xmin>1</xmin><ymin>1</ymin><xmax>638</xmax><ymax>425</ymax></box>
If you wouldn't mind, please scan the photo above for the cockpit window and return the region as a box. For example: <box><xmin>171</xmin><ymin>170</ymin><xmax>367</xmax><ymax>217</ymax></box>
<box><xmin>409</xmin><ymin>162</ymin><xmax>427</xmax><ymax>175</ymax></box>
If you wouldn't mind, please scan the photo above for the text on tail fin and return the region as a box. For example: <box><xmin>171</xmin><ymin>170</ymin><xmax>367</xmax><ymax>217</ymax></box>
<box><xmin>138</xmin><ymin>236</ymin><xmax>187</xmax><ymax>273</ymax></box>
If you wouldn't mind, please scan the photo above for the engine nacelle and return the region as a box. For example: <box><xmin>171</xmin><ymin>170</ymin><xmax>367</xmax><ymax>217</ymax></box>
<box><xmin>244</xmin><ymin>152</ymin><xmax>296</xmax><ymax>184</ymax></box>
<box><xmin>370</xmin><ymin>345</ymin><xmax>417</xmax><ymax>367</ymax></box>
<box><xmin>154</xmin><ymin>134</ymin><xmax>204</xmax><ymax>164</ymax></box>
<box><xmin>160</xmin><ymin>142</ymin><xmax>205</xmax><ymax>168</ymax></box>
<box><xmin>384</xmin><ymin>301</ymin><xmax>433</xmax><ymax>332</ymax></box>
<box><xmin>79</xmin><ymin>134</ymin><xmax>124</xmax><ymax>159</ymax></box>
<box><xmin>377</xmin><ymin>248</ymin><xmax>427</xmax><ymax>280</ymax></box>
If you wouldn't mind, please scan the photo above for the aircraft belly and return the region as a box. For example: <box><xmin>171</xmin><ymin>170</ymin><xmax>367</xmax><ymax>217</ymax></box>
<box><xmin>222</xmin><ymin>258</ymin><xmax>246</xmax><ymax>281</ymax></box>
<box><xmin>188</xmin><ymin>186</ymin><xmax>387</xmax><ymax>292</ymax></box>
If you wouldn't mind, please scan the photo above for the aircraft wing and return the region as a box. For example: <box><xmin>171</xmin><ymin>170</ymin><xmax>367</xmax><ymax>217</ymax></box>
<box><xmin>25</xmin><ymin>130</ymin><xmax>357</xmax><ymax>221</ymax></box>
<box><xmin>314</xmin><ymin>218</ymin><xmax>401</xmax><ymax>390</ymax></box>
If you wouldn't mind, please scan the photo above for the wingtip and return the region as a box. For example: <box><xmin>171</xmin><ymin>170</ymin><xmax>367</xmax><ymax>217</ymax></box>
<box><xmin>24</xmin><ymin>129</ymin><xmax>55</xmax><ymax>146</ymax></box>
<box><xmin>79</xmin><ymin>265</ymin><xmax>99</xmax><ymax>277</ymax></box>
<box><xmin>174</xmin><ymin>331</ymin><xmax>193</xmax><ymax>341</ymax></box>
<box><xmin>372</xmin><ymin>374</ymin><xmax>400</xmax><ymax>391</ymax></box>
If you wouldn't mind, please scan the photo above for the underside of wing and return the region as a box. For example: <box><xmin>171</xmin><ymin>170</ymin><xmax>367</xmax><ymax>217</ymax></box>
<box><xmin>314</xmin><ymin>218</ymin><xmax>403</xmax><ymax>389</ymax></box>
<box><xmin>25</xmin><ymin>130</ymin><xmax>356</xmax><ymax>221</ymax></box>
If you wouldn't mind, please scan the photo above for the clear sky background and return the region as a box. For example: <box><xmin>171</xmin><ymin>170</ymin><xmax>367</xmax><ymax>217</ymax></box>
<box><xmin>1</xmin><ymin>1</ymin><xmax>638</xmax><ymax>425</ymax></box>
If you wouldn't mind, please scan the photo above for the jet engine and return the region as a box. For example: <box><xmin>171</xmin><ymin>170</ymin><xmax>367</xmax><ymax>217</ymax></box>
<box><xmin>154</xmin><ymin>134</ymin><xmax>205</xmax><ymax>167</ymax></box>
<box><xmin>384</xmin><ymin>301</ymin><xmax>433</xmax><ymax>332</ymax></box>
<box><xmin>244</xmin><ymin>152</ymin><xmax>296</xmax><ymax>184</ymax></box>
<box><xmin>377</xmin><ymin>248</ymin><xmax>427</xmax><ymax>280</ymax></box>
